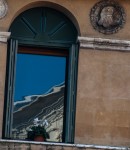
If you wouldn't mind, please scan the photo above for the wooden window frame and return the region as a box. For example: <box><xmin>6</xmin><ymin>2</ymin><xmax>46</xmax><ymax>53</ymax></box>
<box><xmin>3</xmin><ymin>39</ymin><xmax>79</xmax><ymax>143</ymax></box>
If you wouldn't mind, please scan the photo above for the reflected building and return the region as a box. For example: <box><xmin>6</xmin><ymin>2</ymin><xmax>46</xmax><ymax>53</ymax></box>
<box><xmin>12</xmin><ymin>84</ymin><xmax>65</xmax><ymax>142</ymax></box>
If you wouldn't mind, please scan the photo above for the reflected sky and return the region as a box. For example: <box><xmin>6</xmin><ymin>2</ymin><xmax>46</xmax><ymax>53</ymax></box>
<box><xmin>14</xmin><ymin>53</ymin><xmax>66</xmax><ymax>101</ymax></box>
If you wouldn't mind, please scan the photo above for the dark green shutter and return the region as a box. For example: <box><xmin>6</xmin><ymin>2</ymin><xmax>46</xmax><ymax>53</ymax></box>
<box><xmin>4</xmin><ymin>39</ymin><xmax>18</xmax><ymax>138</ymax></box>
<box><xmin>65</xmin><ymin>44</ymin><xmax>79</xmax><ymax>143</ymax></box>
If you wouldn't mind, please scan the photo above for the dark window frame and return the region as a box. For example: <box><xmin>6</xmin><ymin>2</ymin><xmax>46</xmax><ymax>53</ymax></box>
<box><xmin>3</xmin><ymin>6</ymin><xmax>79</xmax><ymax>143</ymax></box>
<box><xmin>3</xmin><ymin>39</ymin><xmax>79</xmax><ymax>143</ymax></box>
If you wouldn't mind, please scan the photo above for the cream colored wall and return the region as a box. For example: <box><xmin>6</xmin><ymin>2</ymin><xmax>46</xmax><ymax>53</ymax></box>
<box><xmin>0</xmin><ymin>43</ymin><xmax>7</xmax><ymax>137</ymax></box>
<box><xmin>75</xmin><ymin>49</ymin><xmax>130</xmax><ymax>146</ymax></box>
<box><xmin>0</xmin><ymin>0</ymin><xmax>130</xmax><ymax>147</ymax></box>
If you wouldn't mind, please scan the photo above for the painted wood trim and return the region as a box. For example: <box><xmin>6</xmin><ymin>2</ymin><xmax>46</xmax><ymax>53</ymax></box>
<box><xmin>0</xmin><ymin>32</ymin><xmax>11</xmax><ymax>43</ymax></box>
<box><xmin>78</xmin><ymin>36</ymin><xmax>130</xmax><ymax>51</ymax></box>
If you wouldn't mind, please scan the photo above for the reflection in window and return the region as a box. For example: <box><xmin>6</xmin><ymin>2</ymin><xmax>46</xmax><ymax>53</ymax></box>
<box><xmin>12</xmin><ymin>51</ymin><xmax>67</xmax><ymax>142</ymax></box>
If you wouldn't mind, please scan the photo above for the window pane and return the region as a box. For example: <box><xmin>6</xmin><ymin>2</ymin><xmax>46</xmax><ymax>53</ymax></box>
<box><xmin>12</xmin><ymin>52</ymin><xmax>67</xmax><ymax>142</ymax></box>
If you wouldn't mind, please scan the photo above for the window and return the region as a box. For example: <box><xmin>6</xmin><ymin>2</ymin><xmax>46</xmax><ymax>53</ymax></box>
<box><xmin>3</xmin><ymin>7</ymin><xmax>78</xmax><ymax>143</ymax></box>
<box><xmin>13</xmin><ymin>47</ymin><xmax>68</xmax><ymax>142</ymax></box>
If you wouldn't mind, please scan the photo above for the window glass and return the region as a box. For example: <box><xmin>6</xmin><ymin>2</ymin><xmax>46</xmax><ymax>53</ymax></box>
<box><xmin>12</xmin><ymin>49</ymin><xmax>67</xmax><ymax>142</ymax></box>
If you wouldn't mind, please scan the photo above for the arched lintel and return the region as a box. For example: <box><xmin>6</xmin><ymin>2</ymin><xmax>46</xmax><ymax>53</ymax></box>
<box><xmin>9</xmin><ymin>1</ymin><xmax>81</xmax><ymax>36</ymax></box>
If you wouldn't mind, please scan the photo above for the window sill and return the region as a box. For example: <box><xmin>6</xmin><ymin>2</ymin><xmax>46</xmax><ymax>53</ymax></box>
<box><xmin>0</xmin><ymin>139</ymin><xmax>128</xmax><ymax>150</ymax></box>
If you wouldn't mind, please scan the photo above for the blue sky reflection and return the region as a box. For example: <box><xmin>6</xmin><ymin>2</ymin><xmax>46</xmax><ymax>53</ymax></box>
<box><xmin>14</xmin><ymin>53</ymin><xmax>66</xmax><ymax>101</ymax></box>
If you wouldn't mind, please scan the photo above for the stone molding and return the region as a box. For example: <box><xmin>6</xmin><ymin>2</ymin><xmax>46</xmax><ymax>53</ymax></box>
<box><xmin>0</xmin><ymin>139</ymin><xmax>128</xmax><ymax>150</ymax></box>
<box><xmin>78</xmin><ymin>36</ymin><xmax>130</xmax><ymax>51</ymax></box>
<box><xmin>0</xmin><ymin>32</ymin><xmax>10</xmax><ymax>43</ymax></box>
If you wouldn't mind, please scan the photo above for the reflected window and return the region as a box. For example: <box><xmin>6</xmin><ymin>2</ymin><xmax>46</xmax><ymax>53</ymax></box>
<box><xmin>12</xmin><ymin>47</ymin><xmax>68</xmax><ymax>142</ymax></box>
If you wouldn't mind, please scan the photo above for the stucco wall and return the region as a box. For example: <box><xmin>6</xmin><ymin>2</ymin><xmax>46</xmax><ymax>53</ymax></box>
<box><xmin>76</xmin><ymin>49</ymin><xmax>130</xmax><ymax>146</ymax></box>
<box><xmin>0</xmin><ymin>0</ymin><xmax>130</xmax><ymax>147</ymax></box>
<box><xmin>0</xmin><ymin>43</ymin><xmax>7</xmax><ymax>136</ymax></box>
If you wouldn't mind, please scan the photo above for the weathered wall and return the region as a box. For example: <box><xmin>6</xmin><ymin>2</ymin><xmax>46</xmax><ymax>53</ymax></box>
<box><xmin>0</xmin><ymin>0</ymin><xmax>130</xmax><ymax>147</ymax></box>
<box><xmin>0</xmin><ymin>43</ymin><xmax>7</xmax><ymax>136</ymax></box>
<box><xmin>75</xmin><ymin>49</ymin><xmax>130</xmax><ymax>146</ymax></box>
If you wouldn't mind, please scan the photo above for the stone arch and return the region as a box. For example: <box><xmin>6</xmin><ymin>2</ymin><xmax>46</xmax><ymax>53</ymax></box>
<box><xmin>9</xmin><ymin>6</ymin><xmax>78</xmax><ymax>45</ymax></box>
<box><xmin>9</xmin><ymin>1</ymin><xmax>80</xmax><ymax>36</ymax></box>
<box><xmin>4</xmin><ymin>4</ymin><xmax>79</xmax><ymax>143</ymax></box>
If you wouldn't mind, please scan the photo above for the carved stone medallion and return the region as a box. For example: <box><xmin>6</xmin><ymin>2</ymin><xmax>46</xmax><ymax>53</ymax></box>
<box><xmin>90</xmin><ymin>0</ymin><xmax>126</xmax><ymax>34</ymax></box>
<box><xmin>0</xmin><ymin>0</ymin><xmax>8</xmax><ymax>19</ymax></box>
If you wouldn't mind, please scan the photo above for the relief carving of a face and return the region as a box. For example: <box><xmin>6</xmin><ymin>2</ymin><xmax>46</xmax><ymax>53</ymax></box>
<box><xmin>98</xmin><ymin>6</ymin><xmax>115</xmax><ymax>28</ymax></box>
<box><xmin>90</xmin><ymin>0</ymin><xmax>125</xmax><ymax>34</ymax></box>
